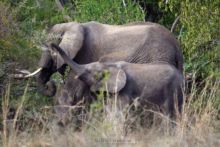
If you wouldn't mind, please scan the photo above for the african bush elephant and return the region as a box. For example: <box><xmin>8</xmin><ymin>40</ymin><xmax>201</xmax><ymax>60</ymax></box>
<box><xmin>51</xmin><ymin>44</ymin><xmax>184</xmax><ymax>125</ymax></box>
<box><xmin>35</xmin><ymin>21</ymin><xmax>183</xmax><ymax>97</ymax></box>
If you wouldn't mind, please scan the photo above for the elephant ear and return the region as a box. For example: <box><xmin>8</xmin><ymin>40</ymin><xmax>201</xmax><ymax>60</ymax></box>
<box><xmin>90</xmin><ymin>67</ymin><xmax>127</xmax><ymax>93</ymax></box>
<box><xmin>51</xmin><ymin>23</ymin><xmax>84</xmax><ymax>69</ymax></box>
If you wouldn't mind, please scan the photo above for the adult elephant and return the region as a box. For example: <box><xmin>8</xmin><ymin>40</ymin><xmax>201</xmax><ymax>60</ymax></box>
<box><xmin>35</xmin><ymin>21</ymin><xmax>183</xmax><ymax>96</ymax></box>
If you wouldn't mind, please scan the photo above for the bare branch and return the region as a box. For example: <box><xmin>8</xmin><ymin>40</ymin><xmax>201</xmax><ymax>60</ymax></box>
<box><xmin>171</xmin><ymin>15</ymin><xmax>180</xmax><ymax>33</ymax></box>
<box><xmin>122</xmin><ymin>0</ymin><xmax>126</xmax><ymax>7</ymax></box>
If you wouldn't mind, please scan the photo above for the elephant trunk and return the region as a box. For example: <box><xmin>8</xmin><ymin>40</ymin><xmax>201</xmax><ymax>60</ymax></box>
<box><xmin>36</xmin><ymin>68</ymin><xmax>57</xmax><ymax>97</ymax></box>
<box><xmin>50</xmin><ymin>43</ymin><xmax>86</xmax><ymax>76</ymax></box>
<box><xmin>50</xmin><ymin>43</ymin><xmax>95</xmax><ymax>85</ymax></box>
<box><xmin>37</xmin><ymin>49</ymin><xmax>57</xmax><ymax>97</ymax></box>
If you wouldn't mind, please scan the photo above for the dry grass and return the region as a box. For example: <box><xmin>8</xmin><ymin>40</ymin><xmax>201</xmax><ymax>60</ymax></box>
<box><xmin>0</xmin><ymin>2</ymin><xmax>15</xmax><ymax>39</ymax></box>
<box><xmin>1</xmin><ymin>76</ymin><xmax>220</xmax><ymax>147</ymax></box>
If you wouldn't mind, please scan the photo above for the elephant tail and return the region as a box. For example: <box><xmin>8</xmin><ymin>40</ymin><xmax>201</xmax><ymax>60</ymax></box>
<box><xmin>175</xmin><ymin>46</ymin><xmax>184</xmax><ymax>74</ymax></box>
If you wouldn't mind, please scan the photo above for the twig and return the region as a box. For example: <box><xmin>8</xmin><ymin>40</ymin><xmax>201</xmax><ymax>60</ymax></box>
<box><xmin>178</xmin><ymin>26</ymin><xmax>183</xmax><ymax>40</ymax></box>
<box><xmin>171</xmin><ymin>15</ymin><xmax>180</xmax><ymax>33</ymax></box>
<box><xmin>122</xmin><ymin>0</ymin><xmax>126</xmax><ymax>7</ymax></box>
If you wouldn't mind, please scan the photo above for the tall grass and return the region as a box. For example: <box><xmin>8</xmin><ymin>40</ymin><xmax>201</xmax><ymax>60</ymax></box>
<box><xmin>1</xmin><ymin>75</ymin><xmax>219</xmax><ymax>147</ymax></box>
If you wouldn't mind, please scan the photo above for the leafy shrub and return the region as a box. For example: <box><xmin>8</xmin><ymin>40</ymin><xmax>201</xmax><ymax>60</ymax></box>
<box><xmin>0</xmin><ymin>2</ymin><xmax>16</xmax><ymax>62</ymax></box>
<box><xmin>73</xmin><ymin>0</ymin><xmax>145</xmax><ymax>24</ymax></box>
<box><xmin>0</xmin><ymin>1</ymin><xmax>39</xmax><ymax>67</ymax></box>
<box><xmin>162</xmin><ymin>0</ymin><xmax>220</xmax><ymax>78</ymax></box>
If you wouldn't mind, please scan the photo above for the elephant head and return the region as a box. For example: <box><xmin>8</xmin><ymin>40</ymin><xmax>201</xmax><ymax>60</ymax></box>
<box><xmin>35</xmin><ymin>22</ymin><xmax>84</xmax><ymax>97</ymax></box>
<box><xmin>51</xmin><ymin>43</ymin><xmax>127</xmax><ymax>94</ymax></box>
<box><xmin>79</xmin><ymin>63</ymin><xmax>126</xmax><ymax>94</ymax></box>
<box><xmin>51</xmin><ymin>43</ymin><xmax>128</xmax><ymax>126</ymax></box>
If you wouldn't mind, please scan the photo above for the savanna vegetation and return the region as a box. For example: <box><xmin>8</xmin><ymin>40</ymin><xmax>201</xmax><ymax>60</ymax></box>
<box><xmin>0</xmin><ymin>0</ymin><xmax>219</xmax><ymax>146</ymax></box>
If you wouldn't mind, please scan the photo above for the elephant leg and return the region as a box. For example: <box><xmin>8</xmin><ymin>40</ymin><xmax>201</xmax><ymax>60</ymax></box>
<box><xmin>177</xmin><ymin>86</ymin><xmax>183</xmax><ymax>114</ymax></box>
<box><xmin>54</xmin><ymin>88</ymin><xmax>72</xmax><ymax>126</ymax></box>
<box><xmin>162</xmin><ymin>86</ymin><xmax>184</xmax><ymax>120</ymax></box>
<box><xmin>37</xmin><ymin>67</ymin><xmax>57</xmax><ymax>97</ymax></box>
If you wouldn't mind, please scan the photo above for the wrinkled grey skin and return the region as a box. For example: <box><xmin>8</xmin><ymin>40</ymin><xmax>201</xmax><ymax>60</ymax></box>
<box><xmin>51</xmin><ymin>44</ymin><xmax>183</xmax><ymax>126</ymax></box>
<box><xmin>37</xmin><ymin>21</ymin><xmax>183</xmax><ymax>97</ymax></box>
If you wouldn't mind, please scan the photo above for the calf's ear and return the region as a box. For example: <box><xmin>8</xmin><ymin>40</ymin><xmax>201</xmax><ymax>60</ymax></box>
<box><xmin>90</xmin><ymin>67</ymin><xmax>127</xmax><ymax>93</ymax></box>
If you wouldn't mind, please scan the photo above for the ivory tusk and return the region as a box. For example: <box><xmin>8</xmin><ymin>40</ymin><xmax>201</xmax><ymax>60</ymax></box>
<box><xmin>15</xmin><ymin>69</ymin><xmax>31</xmax><ymax>75</ymax></box>
<box><xmin>24</xmin><ymin>67</ymin><xmax>42</xmax><ymax>78</ymax></box>
<box><xmin>10</xmin><ymin>74</ymin><xmax>28</xmax><ymax>79</ymax></box>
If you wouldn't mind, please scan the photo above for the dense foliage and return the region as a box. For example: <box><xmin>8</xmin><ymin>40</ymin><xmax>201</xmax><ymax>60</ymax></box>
<box><xmin>1</xmin><ymin>0</ymin><xmax>219</xmax><ymax>75</ymax></box>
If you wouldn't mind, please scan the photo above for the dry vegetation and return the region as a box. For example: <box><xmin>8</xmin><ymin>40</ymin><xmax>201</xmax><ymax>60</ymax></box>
<box><xmin>1</xmin><ymin>76</ymin><xmax>219</xmax><ymax>147</ymax></box>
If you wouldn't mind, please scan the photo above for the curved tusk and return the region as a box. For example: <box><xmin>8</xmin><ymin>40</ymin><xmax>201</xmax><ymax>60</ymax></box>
<box><xmin>24</xmin><ymin>67</ymin><xmax>42</xmax><ymax>78</ymax></box>
<box><xmin>15</xmin><ymin>69</ymin><xmax>31</xmax><ymax>75</ymax></box>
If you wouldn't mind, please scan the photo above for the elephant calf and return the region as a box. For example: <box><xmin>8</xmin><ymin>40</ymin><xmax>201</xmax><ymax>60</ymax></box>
<box><xmin>51</xmin><ymin>44</ymin><xmax>184</xmax><ymax>125</ymax></box>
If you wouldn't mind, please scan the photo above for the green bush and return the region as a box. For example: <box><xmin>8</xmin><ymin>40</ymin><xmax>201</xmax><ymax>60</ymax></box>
<box><xmin>163</xmin><ymin>0</ymin><xmax>220</xmax><ymax>77</ymax></box>
<box><xmin>0</xmin><ymin>1</ymin><xmax>15</xmax><ymax>62</ymax></box>
<box><xmin>73</xmin><ymin>0</ymin><xmax>145</xmax><ymax>24</ymax></box>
